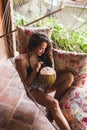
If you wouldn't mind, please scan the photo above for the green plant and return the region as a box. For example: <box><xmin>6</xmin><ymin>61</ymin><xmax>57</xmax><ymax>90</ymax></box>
<box><xmin>13</xmin><ymin>11</ymin><xmax>87</xmax><ymax>53</ymax></box>
<box><xmin>51</xmin><ymin>22</ymin><xmax>87</xmax><ymax>53</ymax></box>
<box><xmin>36</xmin><ymin>18</ymin><xmax>87</xmax><ymax>53</ymax></box>
<box><xmin>14</xmin><ymin>11</ymin><xmax>29</xmax><ymax>27</ymax></box>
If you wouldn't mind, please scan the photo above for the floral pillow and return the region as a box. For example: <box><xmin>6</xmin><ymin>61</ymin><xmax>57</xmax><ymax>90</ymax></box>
<box><xmin>53</xmin><ymin>49</ymin><xmax>87</xmax><ymax>87</ymax></box>
<box><xmin>60</xmin><ymin>86</ymin><xmax>87</xmax><ymax>130</ymax></box>
<box><xmin>53</xmin><ymin>49</ymin><xmax>87</xmax><ymax>74</ymax></box>
<box><xmin>17</xmin><ymin>26</ymin><xmax>52</xmax><ymax>54</ymax></box>
<box><xmin>53</xmin><ymin>49</ymin><xmax>87</xmax><ymax>130</ymax></box>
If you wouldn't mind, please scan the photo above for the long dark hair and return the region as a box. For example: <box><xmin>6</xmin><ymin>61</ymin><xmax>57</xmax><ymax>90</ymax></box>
<box><xmin>28</xmin><ymin>32</ymin><xmax>54</xmax><ymax>67</ymax></box>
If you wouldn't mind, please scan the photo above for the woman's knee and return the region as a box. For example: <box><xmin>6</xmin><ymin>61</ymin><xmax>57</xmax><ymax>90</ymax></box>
<box><xmin>48</xmin><ymin>98</ymin><xmax>59</xmax><ymax>111</ymax></box>
<box><xmin>66</xmin><ymin>72</ymin><xmax>74</xmax><ymax>86</ymax></box>
<box><xmin>68</xmin><ymin>72</ymin><xmax>74</xmax><ymax>82</ymax></box>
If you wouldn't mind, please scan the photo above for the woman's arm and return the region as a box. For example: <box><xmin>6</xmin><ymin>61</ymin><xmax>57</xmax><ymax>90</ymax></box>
<box><xmin>15</xmin><ymin>55</ymin><xmax>28</xmax><ymax>81</ymax></box>
<box><xmin>15</xmin><ymin>55</ymin><xmax>42</xmax><ymax>87</ymax></box>
<box><xmin>25</xmin><ymin>61</ymin><xmax>43</xmax><ymax>86</ymax></box>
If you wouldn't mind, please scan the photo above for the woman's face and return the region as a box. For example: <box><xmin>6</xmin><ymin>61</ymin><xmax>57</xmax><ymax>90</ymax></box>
<box><xmin>34</xmin><ymin>42</ymin><xmax>47</xmax><ymax>56</ymax></box>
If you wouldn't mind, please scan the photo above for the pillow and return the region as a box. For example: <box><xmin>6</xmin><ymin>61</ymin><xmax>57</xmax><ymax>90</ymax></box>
<box><xmin>53</xmin><ymin>49</ymin><xmax>87</xmax><ymax>130</ymax></box>
<box><xmin>60</xmin><ymin>87</ymin><xmax>87</xmax><ymax>130</ymax></box>
<box><xmin>17</xmin><ymin>26</ymin><xmax>52</xmax><ymax>54</ymax></box>
<box><xmin>53</xmin><ymin>49</ymin><xmax>87</xmax><ymax>75</ymax></box>
<box><xmin>53</xmin><ymin>49</ymin><xmax>87</xmax><ymax>87</ymax></box>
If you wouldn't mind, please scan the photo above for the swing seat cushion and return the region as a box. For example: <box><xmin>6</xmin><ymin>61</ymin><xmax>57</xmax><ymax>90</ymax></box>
<box><xmin>53</xmin><ymin>49</ymin><xmax>87</xmax><ymax>130</ymax></box>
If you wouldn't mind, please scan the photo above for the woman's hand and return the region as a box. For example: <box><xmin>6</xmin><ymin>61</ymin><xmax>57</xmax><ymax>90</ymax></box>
<box><xmin>33</xmin><ymin>61</ymin><xmax>43</xmax><ymax>72</ymax></box>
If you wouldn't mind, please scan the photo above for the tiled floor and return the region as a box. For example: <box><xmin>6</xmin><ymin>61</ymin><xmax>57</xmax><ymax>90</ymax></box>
<box><xmin>0</xmin><ymin>59</ymin><xmax>58</xmax><ymax>130</ymax></box>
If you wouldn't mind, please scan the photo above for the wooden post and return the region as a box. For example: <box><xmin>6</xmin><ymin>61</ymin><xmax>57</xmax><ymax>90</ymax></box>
<box><xmin>0</xmin><ymin>0</ymin><xmax>8</xmax><ymax>62</ymax></box>
<box><xmin>2</xmin><ymin>0</ymin><xmax>15</xmax><ymax>57</ymax></box>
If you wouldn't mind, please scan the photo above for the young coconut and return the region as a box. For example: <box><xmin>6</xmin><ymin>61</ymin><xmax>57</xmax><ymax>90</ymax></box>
<box><xmin>39</xmin><ymin>66</ymin><xmax>56</xmax><ymax>86</ymax></box>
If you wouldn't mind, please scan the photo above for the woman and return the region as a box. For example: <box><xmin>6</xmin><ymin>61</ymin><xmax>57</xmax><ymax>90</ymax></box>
<box><xmin>15</xmin><ymin>32</ymin><xmax>74</xmax><ymax>130</ymax></box>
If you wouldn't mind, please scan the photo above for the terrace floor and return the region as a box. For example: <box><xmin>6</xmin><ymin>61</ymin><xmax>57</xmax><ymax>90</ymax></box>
<box><xmin>0</xmin><ymin>58</ymin><xmax>59</xmax><ymax>130</ymax></box>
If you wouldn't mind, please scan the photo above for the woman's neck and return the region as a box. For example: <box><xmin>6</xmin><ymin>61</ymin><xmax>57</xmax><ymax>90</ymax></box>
<box><xmin>28</xmin><ymin>51</ymin><xmax>37</xmax><ymax>57</ymax></box>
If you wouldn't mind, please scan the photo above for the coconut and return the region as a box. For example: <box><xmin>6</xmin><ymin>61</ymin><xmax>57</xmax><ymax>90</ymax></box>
<box><xmin>39</xmin><ymin>66</ymin><xmax>56</xmax><ymax>86</ymax></box>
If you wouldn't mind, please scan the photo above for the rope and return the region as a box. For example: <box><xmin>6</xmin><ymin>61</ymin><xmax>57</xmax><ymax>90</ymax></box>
<box><xmin>0</xmin><ymin>2</ymin><xmax>87</xmax><ymax>39</ymax></box>
<box><xmin>58</xmin><ymin>2</ymin><xmax>87</xmax><ymax>37</ymax></box>
<box><xmin>0</xmin><ymin>7</ymin><xmax>63</xmax><ymax>38</ymax></box>
<box><xmin>70</xmin><ymin>2</ymin><xmax>87</xmax><ymax>30</ymax></box>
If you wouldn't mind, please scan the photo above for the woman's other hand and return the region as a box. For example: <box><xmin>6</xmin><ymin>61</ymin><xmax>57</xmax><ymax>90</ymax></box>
<box><xmin>33</xmin><ymin>62</ymin><xmax>43</xmax><ymax>72</ymax></box>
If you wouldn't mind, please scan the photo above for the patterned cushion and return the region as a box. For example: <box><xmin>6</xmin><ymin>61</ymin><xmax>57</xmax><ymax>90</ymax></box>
<box><xmin>60</xmin><ymin>86</ymin><xmax>87</xmax><ymax>130</ymax></box>
<box><xmin>53</xmin><ymin>49</ymin><xmax>87</xmax><ymax>74</ymax></box>
<box><xmin>53</xmin><ymin>49</ymin><xmax>87</xmax><ymax>130</ymax></box>
<box><xmin>17</xmin><ymin>26</ymin><xmax>52</xmax><ymax>54</ymax></box>
<box><xmin>53</xmin><ymin>49</ymin><xmax>87</xmax><ymax>87</ymax></box>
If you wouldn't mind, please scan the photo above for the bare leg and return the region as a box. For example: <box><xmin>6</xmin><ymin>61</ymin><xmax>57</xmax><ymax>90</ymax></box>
<box><xmin>46</xmin><ymin>71</ymin><xmax>74</xmax><ymax>100</ymax></box>
<box><xmin>31</xmin><ymin>90</ymin><xmax>72</xmax><ymax>130</ymax></box>
<box><xmin>54</xmin><ymin>72</ymin><xmax>74</xmax><ymax>100</ymax></box>
<box><xmin>46</xmin><ymin>71</ymin><xmax>74</xmax><ymax>122</ymax></box>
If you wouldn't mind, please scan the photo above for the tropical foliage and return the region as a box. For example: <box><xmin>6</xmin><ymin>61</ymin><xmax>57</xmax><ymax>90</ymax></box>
<box><xmin>14</xmin><ymin>12</ymin><xmax>87</xmax><ymax>53</ymax></box>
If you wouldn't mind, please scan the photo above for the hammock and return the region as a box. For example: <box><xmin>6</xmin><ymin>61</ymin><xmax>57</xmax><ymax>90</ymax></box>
<box><xmin>0</xmin><ymin>0</ymin><xmax>87</xmax><ymax>120</ymax></box>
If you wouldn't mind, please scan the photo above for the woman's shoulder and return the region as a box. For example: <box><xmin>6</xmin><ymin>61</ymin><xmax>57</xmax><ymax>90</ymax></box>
<box><xmin>15</xmin><ymin>53</ymin><xmax>29</xmax><ymax>67</ymax></box>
